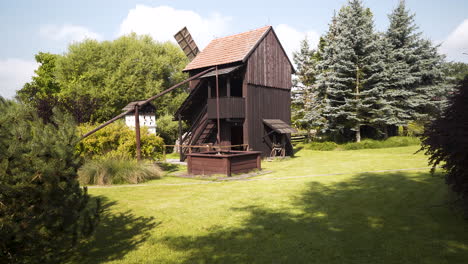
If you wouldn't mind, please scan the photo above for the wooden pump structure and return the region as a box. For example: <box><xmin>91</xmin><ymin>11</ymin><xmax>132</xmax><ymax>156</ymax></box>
<box><xmin>81</xmin><ymin>67</ymin><xmax>215</xmax><ymax>160</ymax></box>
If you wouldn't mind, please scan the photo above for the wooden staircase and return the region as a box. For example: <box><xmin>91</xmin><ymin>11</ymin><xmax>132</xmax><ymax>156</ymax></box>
<box><xmin>194</xmin><ymin>121</ymin><xmax>216</xmax><ymax>145</ymax></box>
<box><xmin>180</xmin><ymin>105</ymin><xmax>216</xmax><ymax>160</ymax></box>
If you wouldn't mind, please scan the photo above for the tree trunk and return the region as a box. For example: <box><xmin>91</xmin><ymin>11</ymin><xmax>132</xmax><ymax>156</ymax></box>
<box><xmin>355</xmin><ymin>65</ymin><xmax>361</xmax><ymax>143</ymax></box>
<box><xmin>383</xmin><ymin>125</ymin><xmax>388</xmax><ymax>139</ymax></box>
<box><xmin>355</xmin><ymin>124</ymin><xmax>361</xmax><ymax>142</ymax></box>
<box><xmin>402</xmin><ymin>126</ymin><xmax>408</xmax><ymax>136</ymax></box>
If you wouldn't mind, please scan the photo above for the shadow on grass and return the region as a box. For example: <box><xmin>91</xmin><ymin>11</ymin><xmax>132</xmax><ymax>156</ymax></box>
<box><xmin>158</xmin><ymin>162</ymin><xmax>183</xmax><ymax>173</ymax></box>
<box><xmin>160</xmin><ymin>172</ymin><xmax>468</xmax><ymax>264</ymax></box>
<box><xmin>71</xmin><ymin>196</ymin><xmax>158</xmax><ymax>263</ymax></box>
<box><xmin>293</xmin><ymin>144</ymin><xmax>304</xmax><ymax>155</ymax></box>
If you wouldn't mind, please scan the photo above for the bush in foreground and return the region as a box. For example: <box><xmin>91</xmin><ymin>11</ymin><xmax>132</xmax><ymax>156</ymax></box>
<box><xmin>78</xmin><ymin>154</ymin><xmax>163</xmax><ymax>185</ymax></box>
<box><xmin>0</xmin><ymin>99</ymin><xmax>100</xmax><ymax>264</ymax></box>
<box><xmin>421</xmin><ymin>78</ymin><xmax>468</xmax><ymax>208</ymax></box>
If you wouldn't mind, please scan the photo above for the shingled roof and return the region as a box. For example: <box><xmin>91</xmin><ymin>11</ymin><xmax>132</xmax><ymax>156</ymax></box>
<box><xmin>183</xmin><ymin>26</ymin><xmax>272</xmax><ymax>72</ymax></box>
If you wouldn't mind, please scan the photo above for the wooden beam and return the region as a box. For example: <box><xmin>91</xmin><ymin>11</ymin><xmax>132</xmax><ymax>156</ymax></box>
<box><xmin>81</xmin><ymin>67</ymin><xmax>215</xmax><ymax>139</ymax></box>
<box><xmin>137</xmin><ymin>67</ymin><xmax>215</xmax><ymax>107</ymax></box>
<box><xmin>215</xmin><ymin>66</ymin><xmax>221</xmax><ymax>145</ymax></box>
<box><xmin>178</xmin><ymin>113</ymin><xmax>183</xmax><ymax>162</ymax></box>
<box><xmin>81</xmin><ymin>109</ymin><xmax>132</xmax><ymax>139</ymax></box>
<box><xmin>135</xmin><ymin>105</ymin><xmax>141</xmax><ymax>161</ymax></box>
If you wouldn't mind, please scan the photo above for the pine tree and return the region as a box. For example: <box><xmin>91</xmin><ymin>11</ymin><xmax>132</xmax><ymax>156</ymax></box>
<box><xmin>382</xmin><ymin>0</ymin><xmax>445</xmax><ymax>129</ymax></box>
<box><xmin>0</xmin><ymin>99</ymin><xmax>100</xmax><ymax>264</ymax></box>
<box><xmin>316</xmin><ymin>0</ymin><xmax>385</xmax><ymax>142</ymax></box>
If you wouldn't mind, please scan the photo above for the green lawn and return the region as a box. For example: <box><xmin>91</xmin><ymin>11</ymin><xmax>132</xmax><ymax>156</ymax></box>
<box><xmin>72</xmin><ymin>146</ymin><xmax>468</xmax><ymax>264</ymax></box>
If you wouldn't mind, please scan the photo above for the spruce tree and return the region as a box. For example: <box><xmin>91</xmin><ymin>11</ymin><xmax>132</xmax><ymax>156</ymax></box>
<box><xmin>382</xmin><ymin>0</ymin><xmax>445</xmax><ymax>129</ymax></box>
<box><xmin>316</xmin><ymin>0</ymin><xmax>385</xmax><ymax>142</ymax></box>
<box><xmin>292</xmin><ymin>38</ymin><xmax>322</xmax><ymax>130</ymax></box>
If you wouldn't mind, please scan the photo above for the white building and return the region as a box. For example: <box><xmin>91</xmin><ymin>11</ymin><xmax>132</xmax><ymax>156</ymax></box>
<box><xmin>122</xmin><ymin>101</ymin><xmax>157</xmax><ymax>134</ymax></box>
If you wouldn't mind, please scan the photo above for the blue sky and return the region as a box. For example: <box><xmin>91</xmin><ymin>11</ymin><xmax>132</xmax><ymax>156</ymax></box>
<box><xmin>1</xmin><ymin>0</ymin><xmax>467</xmax><ymax>98</ymax></box>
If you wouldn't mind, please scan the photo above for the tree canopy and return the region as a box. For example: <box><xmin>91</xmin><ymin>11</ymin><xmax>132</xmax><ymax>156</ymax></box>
<box><xmin>17</xmin><ymin>34</ymin><xmax>189</xmax><ymax>124</ymax></box>
<box><xmin>292</xmin><ymin>0</ymin><xmax>447</xmax><ymax>142</ymax></box>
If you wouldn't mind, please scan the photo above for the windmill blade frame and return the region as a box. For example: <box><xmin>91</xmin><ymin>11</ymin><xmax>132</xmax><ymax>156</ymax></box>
<box><xmin>174</xmin><ymin>27</ymin><xmax>200</xmax><ymax>61</ymax></box>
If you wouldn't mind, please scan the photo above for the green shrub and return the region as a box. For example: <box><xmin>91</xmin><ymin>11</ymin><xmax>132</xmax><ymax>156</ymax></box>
<box><xmin>341</xmin><ymin>137</ymin><xmax>420</xmax><ymax>150</ymax></box>
<box><xmin>399</xmin><ymin>121</ymin><xmax>425</xmax><ymax>136</ymax></box>
<box><xmin>301</xmin><ymin>137</ymin><xmax>420</xmax><ymax>151</ymax></box>
<box><xmin>78</xmin><ymin>154</ymin><xmax>163</xmax><ymax>185</ymax></box>
<box><xmin>304</xmin><ymin>141</ymin><xmax>338</xmax><ymax>151</ymax></box>
<box><xmin>384</xmin><ymin>136</ymin><xmax>420</xmax><ymax>147</ymax></box>
<box><xmin>77</xmin><ymin>122</ymin><xmax>164</xmax><ymax>160</ymax></box>
<box><xmin>156</xmin><ymin>113</ymin><xmax>184</xmax><ymax>145</ymax></box>
<box><xmin>342</xmin><ymin>139</ymin><xmax>380</xmax><ymax>150</ymax></box>
<box><xmin>0</xmin><ymin>99</ymin><xmax>100</xmax><ymax>264</ymax></box>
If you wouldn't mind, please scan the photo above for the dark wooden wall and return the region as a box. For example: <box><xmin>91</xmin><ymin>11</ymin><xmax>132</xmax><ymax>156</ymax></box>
<box><xmin>245</xmin><ymin>30</ymin><xmax>292</xmax><ymax>89</ymax></box>
<box><xmin>244</xmin><ymin>84</ymin><xmax>291</xmax><ymax>156</ymax></box>
<box><xmin>184</xmin><ymin>28</ymin><xmax>293</xmax><ymax>157</ymax></box>
<box><xmin>242</xmin><ymin>29</ymin><xmax>293</xmax><ymax>156</ymax></box>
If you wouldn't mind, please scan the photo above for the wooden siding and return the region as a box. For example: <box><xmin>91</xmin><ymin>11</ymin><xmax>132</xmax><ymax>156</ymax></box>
<box><xmin>245</xmin><ymin>84</ymin><xmax>292</xmax><ymax>156</ymax></box>
<box><xmin>207</xmin><ymin>97</ymin><xmax>245</xmax><ymax>119</ymax></box>
<box><xmin>245</xmin><ymin>30</ymin><xmax>292</xmax><ymax>89</ymax></box>
<box><xmin>230</xmin><ymin>154</ymin><xmax>261</xmax><ymax>174</ymax></box>
<box><xmin>187</xmin><ymin>151</ymin><xmax>261</xmax><ymax>176</ymax></box>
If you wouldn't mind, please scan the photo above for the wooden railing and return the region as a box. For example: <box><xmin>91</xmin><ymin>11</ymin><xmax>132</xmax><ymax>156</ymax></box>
<box><xmin>207</xmin><ymin>97</ymin><xmax>245</xmax><ymax>119</ymax></box>
<box><xmin>181</xmin><ymin>104</ymin><xmax>208</xmax><ymax>145</ymax></box>
<box><xmin>162</xmin><ymin>144</ymin><xmax>249</xmax><ymax>161</ymax></box>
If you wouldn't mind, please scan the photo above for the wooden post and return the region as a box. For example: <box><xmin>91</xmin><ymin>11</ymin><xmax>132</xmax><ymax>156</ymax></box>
<box><xmin>135</xmin><ymin>105</ymin><xmax>141</xmax><ymax>161</ymax></box>
<box><xmin>215</xmin><ymin>66</ymin><xmax>221</xmax><ymax>146</ymax></box>
<box><xmin>256</xmin><ymin>153</ymin><xmax>261</xmax><ymax>170</ymax></box>
<box><xmin>178</xmin><ymin>113</ymin><xmax>183</xmax><ymax>161</ymax></box>
<box><xmin>227</xmin><ymin>77</ymin><xmax>231</xmax><ymax>97</ymax></box>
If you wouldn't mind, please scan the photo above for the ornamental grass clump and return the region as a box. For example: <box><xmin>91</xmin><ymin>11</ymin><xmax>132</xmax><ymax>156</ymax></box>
<box><xmin>78</xmin><ymin>154</ymin><xmax>162</xmax><ymax>185</ymax></box>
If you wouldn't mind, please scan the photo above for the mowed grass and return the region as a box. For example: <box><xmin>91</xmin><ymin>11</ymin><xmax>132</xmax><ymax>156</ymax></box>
<box><xmin>71</xmin><ymin>146</ymin><xmax>468</xmax><ymax>264</ymax></box>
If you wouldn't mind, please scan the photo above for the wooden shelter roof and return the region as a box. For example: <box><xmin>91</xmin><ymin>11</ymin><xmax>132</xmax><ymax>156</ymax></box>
<box><xmin>122</xmin><ymin>101</ymin><xmax>156</xmax><ymax>113</ymax></box>
<box><xmin>263</xmin><ymin>119</ymin><xmax>297</xmax><ymax>134</ymax></box>
<box><xmin>183</xmin><ymin>26</ymin><xmax>274</xmax><ymax>72</ymax></box>
<box><xmin>199</xmin><ymin>65</ymin><xmax>242</xmax><ymax>78</ymax></box>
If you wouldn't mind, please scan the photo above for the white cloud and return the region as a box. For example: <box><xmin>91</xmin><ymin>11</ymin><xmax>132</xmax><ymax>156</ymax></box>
<box><xmin>118</xmin><ymin>5</ymin><xmax>231</xmax><ymax>49</ymax></box>
<box><xmin>440</xmin><ymin>19</ymin><xmax>468</xmax><ymax>63</ymax></box>
<box><xmin>40</xmin><ymin>24</ymin><xmax>102</xmax><ymax>42</ymax></box>
<box><xmin>0</xmin><ymin>59</ymin><xmax>38</xmax><ymax>99</ymax></box>
<box><xmin>275</xmin><ymin>24</ymin><xmax>320</xmax><ymax>65</ymax></box>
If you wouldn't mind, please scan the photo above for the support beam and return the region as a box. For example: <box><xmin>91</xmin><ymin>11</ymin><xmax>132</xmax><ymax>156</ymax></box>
<box><xmin>135</xmin><ymin>105</ymin><xmax>141</xmax><ymax>161</ymax></box>
<box><xmin>215</xmin><ymin>66</ymin><xmax>221</xmax><ymax>145</ymax></box>
<box><xmin>178</xmin><ymin>113</ymin><xmax>183</xmax><ymax>162</ymax></box>
<box><xmin>137</xmin><ymin>67</ymin><xmax>215</xmax><ymax>107</ymax></box>
<box><xmin>81</xmin><ymin>66</ymin><xmax>215</xmax><ymax>139</ymax></box>
<box><xmin>227</xmin><ymin>77</ymin><xmax>231</xmax><ymax>97</ymax></box>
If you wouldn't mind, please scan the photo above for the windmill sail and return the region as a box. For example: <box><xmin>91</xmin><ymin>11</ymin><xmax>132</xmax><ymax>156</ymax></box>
<box><xmin>174</xmin><ymin>27</ymin><xmax>199</xmax><ymax>61</ymax></box>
